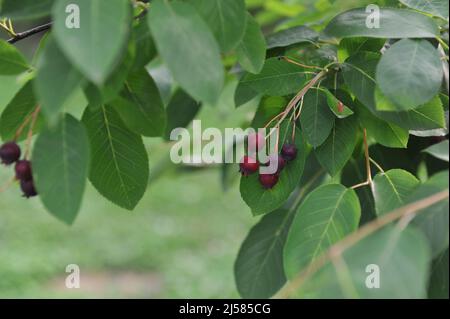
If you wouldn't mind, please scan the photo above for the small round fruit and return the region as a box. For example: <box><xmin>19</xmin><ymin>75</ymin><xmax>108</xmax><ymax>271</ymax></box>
<box><xmin>20</xmin><ymin>179</ymin><xmax>37</xmax><ymax>198</ymax></box>
<box><xmin>15</xmin><ymin>160</ymin><xmax>33</xmax><ymax>181</ymax></box>
<box><xmin>259</xmin><ymin>173</ymin><xmax>279</xmax><ymax>189</ymax></box>
<box><xmin>266</xmin><ymin>154</ymin><xmax>286</xmax><ymax>173</ymax></box>
<box><xmin>281</xmin><ymin>143</ymin><xmax>298</xmax><ymax>161</ymax></box>
<box><xmin>0</xmin><ymin>142</ymin><xmax>21</xmax><ymax>165</ymax></box>
<box><xmin>247</xmin><ymin>133</ymin><xmax>265</xmax><ymax>153</ymax></box>
<box><xmin>239</xmin><ymin>156</ymin><xmax>259</xmax><ymax>176</ymax></box>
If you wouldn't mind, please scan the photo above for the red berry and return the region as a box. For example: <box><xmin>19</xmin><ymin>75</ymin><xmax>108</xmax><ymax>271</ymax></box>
<box><xmin>20</xmin><ymin>179</ymin><xmax>37</xmax><ymax>198</ymax></box>
<box><xmin>239</xmin><ymin>156</ymin><xmax>259</xmax><ymax>176</ymax></box>
<box><xmin>247</xmin><ymin>133</ymin><xmax>265</xmax><ymax>153</ymax></box>
<box><xmin>259</xmin><ymin>173</ymin><xmax>279</xmax><ymax>189</ymax></box>
<box><xmin>281</xmin><ymin>143</ymin><xmax>298</xmax><ymax>161</ymax></box>
<box><xmin>15</xmin><ymin>160</ymin><xmax>33</xmax><ymax>181</ymax></box>
<box><xmin>0</xmin><ymin>142</ymin><xmax>21</xmax><ymax>165</ymax></box>
<box><xmin>265</xmin><ymin>154</ymin><xmax>286</xmax><ymax>173</ymax></box>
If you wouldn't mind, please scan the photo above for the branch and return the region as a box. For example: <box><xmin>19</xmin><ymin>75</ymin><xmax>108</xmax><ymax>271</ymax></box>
<box><xmin>7</xmin><ymin>22</ymin><xmax>52</xmax><ymax>44</ymax></box>
<box><xmin>275</xmin><ymin>189</ymin><xmax>449</xmax><ymax>299</ymax></box>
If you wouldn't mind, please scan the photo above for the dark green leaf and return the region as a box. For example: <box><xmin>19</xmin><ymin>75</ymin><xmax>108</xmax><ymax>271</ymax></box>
<box><xmin>236</xmin><ymin>13</ymin><xmax>266</xmax><ymax>74</ymax></box>
<box><xmin>1</xmin><ymin>0</ymin><xmax>54</xmax><ymax>20</ymax></box>
<box><xmin>266</xmin><ymin>26</ymin><xmax>319</xmax><ymax>49</ymax></box>
<box><xmin>400</xmin><ymin>0</ymin><xmax>449</xmax><ymax>19</ymax></box>
<box><xmin>428</xmin><ymin>249</ymin><xmax>449</xmax><ymax>298</ymax></box>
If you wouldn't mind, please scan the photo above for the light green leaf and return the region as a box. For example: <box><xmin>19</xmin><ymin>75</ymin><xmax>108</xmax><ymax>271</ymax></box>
<box><xmin>52</xmin><ymin>0</ymin><xmax>132</xmax><ymax>84</ymax></box>
<box><xmin>235</xmin><ymin>209</ymin><xmax>293</xmax><ymax>299</ymax></box>
<box><xmin>284</xmin><ymin>184</ymin><xmax>361</xmax><ymax>278</ymax></box>
<box><xmin>0</xmin><ymin>74</ymin><xmax>24</xmax><ymax>112</ymax></box>
<box><xmin>372</xmin><ymin>169</ymin><xmax>420</xmax><ymax>216</ymax></box>
<box><xmin>325</xmin><ymin>7</ymin><xmax>439</xmax><ymax>39</ymax></box>
<box><xmin>409</xmin><ymin>171</ymin><xmax>449</xmax><ymax>258</ymax></box>
<box><xmin>81</xmin><ymin>104</ymin><xmax>149</xmax><ymax>210</ymax></box>
<box><xmin>299</xmin><ymin>226</ymin><xmax>430</xmax><ymax>298</ymax></box>
<box><xmin>423</xmin><ymin>140</ymin><xmax>449</xmax><ymax>162</ymax></box>
<box><xmin>1</xmin><ymin>0</ymin><xmax>54</xmax><ymax>20</ymax></box>
<box><xmin>323</xmin><ymin>89</ymin><xmax>354</xmax><ymax>119</ymax></box>
<box><xmin>241</xmin><ymin>57</ymin><xmax>312</xmax><ymax>96</ymax></box>
<box><xmin>300</xmin><ymin>88</ymin><xmax>335</xmax><ymax>147</ymax></box>
<box><xmin>399</xmin><ymin>0</ymin><xmax>449</xmax><ymax>19</ymax></box>
<box><xmin>236</xmin><ymin>13</ymin><xmax>266</xmax><ymax>74</ymax></box>
<box><xmin>148</xmin><ymin>0</ymin><xmax>224</xmax><ymax>105</ymax></box>
<box><xmin>337</xmin><ymin>37</ymin><xmax>385</xmax><ymax>63</ymax></box>
<box><xmin>376</xmin><ymin>39</ymin><xmax>443</xmax><ymax>111</ymax></box>
<box><xmin>0</xmin><ymin>40</ymin><xmax>29</xmax><ymax>75</ymax></box>
<box><xmin>315</xmin><ymin>116</ymin><xmax>358</xmax><ymax>176</ymax></box>
<box><xmin>240</xmin><ymin>125</ymin><xmax>307</xmax><ymax>216</ymax></box>
<box><xmin>189</xmin><ymin>0</ymin><xmax>247</xmax><ymax>52</ymax></box>
<box><xmin>356</xmin><ymin>101</ymin><xmax>409</xmax><ymax>148</ymax></box>
<box><xmin>266</xmin><ymin>26</ymin><xmax>319</xmax><ymax>49</ymax></box>
<box><xmin>33</xmin><ymin>114</ymin><xmax>90</xmax><ymax>224</ymax></box>
<box><xmin>35</xmin><ymin>37</ymin><xmax>83</xmax><ymax>124</ymax></box>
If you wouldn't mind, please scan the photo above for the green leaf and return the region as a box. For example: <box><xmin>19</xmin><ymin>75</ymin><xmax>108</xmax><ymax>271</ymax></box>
<box><xmin>323</xmin><ymin>89</ymin><xmax>354</xmax><ymax>119</ymax></box>
<box><xmin>372</xmin><ymin>169</ymin><xmax>420</xmax><ymax>216</ymax></box>
<box><xmin>189</xmin><ymin>0</ymin><xmax>247</xmax><ymax>52</ymax></box>
<box><xmin>240</xmin><ymin>57</ymin><xmax>312</xmax><ymax>96</ymax></box>
<box><xmin>112</xmin><ymin>69</ymin><xmax>166</xmax><ymax>137</ymax></box>
<box><xmin>240</xmin><ymin>125</ymin><xmax>307</xmax><ymax>216</ymax></box>
<box><xmin>0</xmin><ymin>74</ymin><xmax>24</xmax><ymax>112</ymax></box>
<box><xmin>0</xmin><ymin>40</ymin><xmax>29</xmax><ymax>75</ymax></box>
<box><xmin>428</xmin><ymin>249</ymin><xmax>449</xmax><ymax>298</ymax></box>
<box><xmin>234</xmin><ymin>81</ymin><xmax>259</xmax><ymax>108</ymax></box>
<box><xmin>81</xmin><ymin>104</ymin><xmax>149</xmax><ymax>210</ymax></box>
<box><xmin>315</xmin><ymin>116</ymin><xmax>358</xmax><ymax>176</ymax></box>
<box><xmin>234</xmin><ymin>209</ymin><xmax>293</xmax><ymax>299</ymax></box>
<box><xmin>34</xmin><ymin>37</ymin><xmax>83</xmax><ymax>124</ymax></box>
<box><xmin>1</xmin><ymin>0</ymin><xmax>54</xmax><ymax>20</ymax></box>
<box><xmin>356</xmin><ymin>101</ymin><xmax>409</xmax><ymax>148</ymax></box>
<box><xmin>148</xmin><ymin>0</ymin><xmax>224</xmax><ymax>105</ymax></box>
<box><xmin>409</xmin><ymin>171</ymin><xmax>449</xmax><ymax>258</ymax></box>
<box><xmin>52</xmin><ymin>0</ymin><xmax>132</xmax><ymax>84</ymax></box>
<box><xmin>132</xmin><ymin>20</ymin><xmax>156</xmax><ymax>70</ymax></box>
<box><xmin>164</xmin><ymin>89</ymin><xmax>201</xmax><ymax>140</ymax></box>
<box><xmin>299</xmin><ymin>226</ymin><xmax>430</xmax><ymax>298</ymax></box>
<box><xmin>423</xmin><ymin>140</ymin><xmax>449</xmax><ymax>162</ymax></box>
<box><xmin>337</xmin><ymin>37</ymin><xmax>385</xmax><ymax>63</ymax></box>
<box><xmin>236</xmin><ymin>13</ymin><xmax>266</xmax><ymax>74</ymax></box>
<box><xmin>399</xmin><ymin>0</ymin><xmax>449</xmax><ymax>19</ymax></box>
<box><xmin>0</xmin><ymin>81</ymin><xmax>43</xmax><ymax>141</ymax></box>
<box><xmin>300</xmin><ymin>89</ymin><xmax>335</xmax><ymax>147</ymax></box>
<box><xmin>32</xmin><ymin>114</ymin><xmax>90</xmax><ymax>224</ymax></box>
<box><xmin>266</xmin><ymin>26</ymin><xmax>319</xmax><ymax>49</ymax></box>
<box><xmin>376</xmin><ymin>39</ymin><xmax>443</xmax><ymax>111</ymax></box>
<box><xmin>284</xmin><ymin>184</ymin><xmax>361</xmax><ymax>279</ymax></box>
<box><xmin>325</xmin><ymin>7</ymin><xmax>439</xmax><ymax>39</ymax></box>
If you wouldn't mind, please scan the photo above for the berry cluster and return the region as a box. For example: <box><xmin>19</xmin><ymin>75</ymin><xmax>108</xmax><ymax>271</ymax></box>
<box><xmin>240</xmin><ymin>133</ymin><xmax>298</xmax><ymax>190</ymax></box>
<box><xmin>0</xmin><ymin>142</ymin><xmax>37</xmax><ymax>198</ymax></box>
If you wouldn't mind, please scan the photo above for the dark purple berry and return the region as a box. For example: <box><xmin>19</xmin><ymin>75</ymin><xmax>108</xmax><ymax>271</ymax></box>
<box><xmin>15</xmin><ymin>160</ymin><xmax>33</xmax><ymax>181</ymax></box>
<box><xmin>0</xmin><ymin>142</ymin><xmax>21</xmax><ymax>165</ymax></box>
<box><xmin>265</xmin><ymin>154</ymin><xmax>286</xmax><ymax>173</ymax></box>
<box><xmin>239</xmin><ymin>156</ymin><xmax>260</xmax><ymax>176</ymax></box>
<box><xmin>20</xmin><ymin>179</ymin><xmax>38</xmax><ymax>198</ymax></box>
<box><xmin>281</xmin><ymin>143</ymin><xmax>298</xmax><ymax>161</ymax></box>
<box><xmin>259</xmin><ymin>173</ymin><xmax>279</xmax><ymax>189</ymax></box>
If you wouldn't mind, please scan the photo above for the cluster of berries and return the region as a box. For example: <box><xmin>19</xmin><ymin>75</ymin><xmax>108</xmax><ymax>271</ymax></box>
<box><xmin>0</xmin><ymin>142</ymin><xmax>37</xmax><ymax>198</ymax></box>
<box><xmin>239</xmin><ymin>133</ymin><xmax>298</xmax><ymax>190</ymax></box>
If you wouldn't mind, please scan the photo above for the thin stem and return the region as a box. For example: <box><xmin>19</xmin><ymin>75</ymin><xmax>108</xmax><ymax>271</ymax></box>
<box><xmin>7</xmin><ymin>22</ymin><xmax>52</xmax><ymax>44</ymax></box>
<box><xmin>436</xmin><ymin>37</ymin><xmax>449</xmax><ymax>51</ymax></box>
<box><xmin>275</xmin><ymin>189</ymin><xmax>449</xmax><ymax>299</ymax></box>
<box><xmin>24</xmin><ymin>106</ymin><xmax>40</xmax><ymax>160</ymax></box>
<box><xmin>14</xmin><ymin>112</ymin><xmax>34</xmax><ymax>142</ymax></box>
<box><xmin>280</xmin><ymin>56</ymin><xmax>323</xmax><ymax>70</ymax></box>
<box><xmin>370</xmin><ymin>157</ymin><xmax>385</xmax><ymax>173</ymax></box>
<box><xmin>351</xmin><ymin>129</ymin><xmax>372</xmax><ymax>189</ymax></box>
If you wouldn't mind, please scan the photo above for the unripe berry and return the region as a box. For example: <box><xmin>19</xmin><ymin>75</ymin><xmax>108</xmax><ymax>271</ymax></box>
<box><xmin>239</xmin><ymin>156</ymin><xmax>259</xmax><ymax>176</ymax></box>
<box><xmin>0</xmin><ymin>142</ymin><xmax>21</xmax><ymax>165</ymax></box>
<box><xmin>247</xmin><ymin>133</ymin><xmax>265</xmax><ymax>153</ymax></box>
<box><xmin>20</xmin><ymin>179</ymin><xmax>37</xmax><ymax>198</ymax></box>
<box><xmin>15</xmin><ymin>160</ymin><xmax>33</xmax><ymax>181</ymax></box>
<box><xmin>281</xmin><ymin>143</ymin><xmax>298</xmax><ymax>161</ymax></box>
<box><xmin>259</xmin><ymin>173</ymin><xmax>279</xmax><ymax>189</ymax></box>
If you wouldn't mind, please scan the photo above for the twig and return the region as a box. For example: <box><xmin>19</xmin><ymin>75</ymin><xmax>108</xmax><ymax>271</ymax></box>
<box><xmin>275</xmin><ymin>189</ymin><xmax>450</xmax><ymax>299</ymax></box>
<box><xmin>24</xmin><ymin>106</ymin><xmax>40</xmax><ymax>159</ymax></box>
<box><xmin>7</xmin><ymin>22</ymin><xmax>52</xmax><ymax>44</ymax></box>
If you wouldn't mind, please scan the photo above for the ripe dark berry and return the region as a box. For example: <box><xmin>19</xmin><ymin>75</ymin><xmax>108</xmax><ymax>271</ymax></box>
<box><xmin>239</xmin><ymin>156</ymin><xmax>259</xmax><ymax>176</ymax></box>
<box><xmin>281</xmin><ymin>143</ymin><xmax>298</xmax><ymax>161</ymax></box>
<box><xmin>265</xmin><ymin>154</ymin><xmax>286</xmax><ymax>173</ymax></box>
<box><xmin>259</xmin><ymin>173</ymin><xmax>279</xmax><ymax>189</ymax></box>
<box><xmin>0</xmin><ymin>142</ymin><xmax>21</xmax><ymax>165</ymax></box>
<box><xmin>15</xmin><ymin>160</ymin><xmax>33</xmax><ymax>181</ymax></box>
<box><xmin>20</xmin><ymin>179</ymin><xmax>38</xmax><ymax>198</ymax></box>
<box><xmin>247</xmin><ymin>133</ymin><xmax>265</xmax><ymax>153</ymax></box>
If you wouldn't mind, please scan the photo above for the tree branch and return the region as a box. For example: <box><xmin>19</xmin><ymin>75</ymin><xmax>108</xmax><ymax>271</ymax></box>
<box><xmin>7</xmin><ymin>22</ymin><xmax>52</xmax><ymax>44</ymax></box>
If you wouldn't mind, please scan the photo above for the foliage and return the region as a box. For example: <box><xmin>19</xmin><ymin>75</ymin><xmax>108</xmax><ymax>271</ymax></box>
<box><xmin>0</xmin><ymin>0</ymin><xmax>448</xmax><ymax>299</ymax></box>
